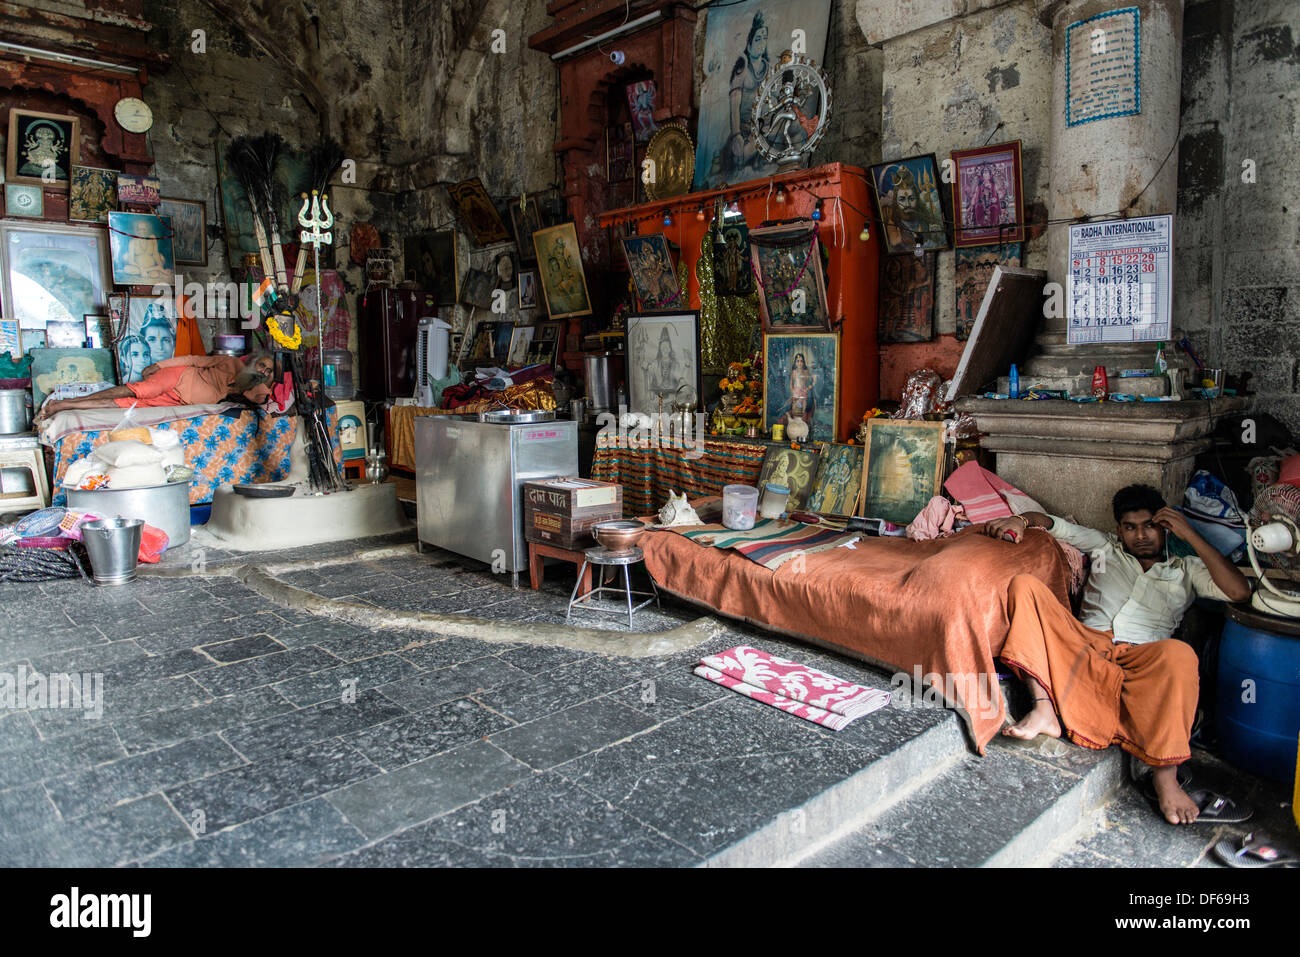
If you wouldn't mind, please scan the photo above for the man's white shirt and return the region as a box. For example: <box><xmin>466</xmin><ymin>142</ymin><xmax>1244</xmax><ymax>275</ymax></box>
<box><xmin>1046</xmin><ymin>515</ymin><xmax>1231</xmax><ymax>644</ymax></box>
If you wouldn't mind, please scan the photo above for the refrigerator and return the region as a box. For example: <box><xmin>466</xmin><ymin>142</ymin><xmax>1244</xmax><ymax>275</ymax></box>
<box><xmin>358</xmin><ymin>288</ymin><xmax>437</xmax><ymax>401</ymax></box>
<box><xmin>415</xmin><ymin>413</ymin><xmax>579</xmax><ymax>587</ymax></box>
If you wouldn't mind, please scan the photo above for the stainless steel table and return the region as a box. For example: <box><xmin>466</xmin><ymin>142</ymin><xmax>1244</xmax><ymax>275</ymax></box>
<box><xmin>566</xmin><ymin>545</ymin><xmax>660</xmax><ymax>629</ymax></box>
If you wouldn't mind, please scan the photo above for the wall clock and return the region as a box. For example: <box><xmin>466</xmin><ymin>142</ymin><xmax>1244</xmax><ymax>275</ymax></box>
<box><xmin>114</xmin><ymin>97</ymin><xmax>153</xmax><ymax>134</ymax></box>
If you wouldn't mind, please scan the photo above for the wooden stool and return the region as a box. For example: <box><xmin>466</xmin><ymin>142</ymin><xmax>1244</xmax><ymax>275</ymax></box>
<box><xmin>528</xmin><ymin>540</ymin><xmax>593</xmax><ymax>599</ymax></box>
<box><xmin>0</xmin><ymin>438</ymin><xmax>50</xmax><ymax>513</ymax></box>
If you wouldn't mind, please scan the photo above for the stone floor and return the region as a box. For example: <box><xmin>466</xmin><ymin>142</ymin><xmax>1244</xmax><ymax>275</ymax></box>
<box><xmin>0</xmin><ymin>529</ymin><xmax>1293</xmax><ymax>867</ymax></box>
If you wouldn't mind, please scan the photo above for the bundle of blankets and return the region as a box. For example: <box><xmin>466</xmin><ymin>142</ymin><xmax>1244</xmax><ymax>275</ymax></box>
<box><xmin>61</xmin><ymin>431</ymin><xmax>187</xmax><ymax>491</ymax></box>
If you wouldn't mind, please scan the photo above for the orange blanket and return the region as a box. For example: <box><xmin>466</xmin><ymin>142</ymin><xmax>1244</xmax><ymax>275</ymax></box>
<box><xmin>640</xmin><ymin>522</ymin><xmax>1071</xmax><ymax>753</ymax></box>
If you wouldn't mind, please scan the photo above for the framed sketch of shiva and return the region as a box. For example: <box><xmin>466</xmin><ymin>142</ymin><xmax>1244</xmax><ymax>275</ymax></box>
<box><xmin>7</xmin><ymin>109</ymin><xmax>80</xmax><ymax>191</ymax></box>
<box><xmin>625</xmin><ymin>311</ymin><xmax>700</xmax><ymax>416</ymax></box>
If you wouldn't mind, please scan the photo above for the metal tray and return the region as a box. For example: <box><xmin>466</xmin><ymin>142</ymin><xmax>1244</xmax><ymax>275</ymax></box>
<box><xmin>477</xmin><ymin>409</ymin><xmax>556</xmax><ymax>424</ymax></box>
<box><xmin>233</xmin><ymin>484</ymin><xmax>296</xmax><ymax>498</ymax></box>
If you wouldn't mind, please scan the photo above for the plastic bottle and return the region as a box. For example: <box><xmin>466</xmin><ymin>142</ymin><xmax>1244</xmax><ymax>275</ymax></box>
<box><xmin>1009</xmin><ymin>363</ymin><xmax>1020</xmax><ymax>399</ymax></box>
<box><xmin>1154</xmin><ymin>344</ymin><xmax>1168</xmax><ymax>376</ymax></box>
<box><xmin>1092</xmin><ymin>365</ymin><xmax>1108</xmax><ymax>399</ymax></box>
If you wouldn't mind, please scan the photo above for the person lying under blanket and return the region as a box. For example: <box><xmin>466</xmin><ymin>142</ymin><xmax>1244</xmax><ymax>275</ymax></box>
<box><xmin>980</xmin><ymin>484</ymin><xmax>1252</xmax><ymax>827</ymax></box>
<box><xmin>36</xmin><ymin>352</ymin><xmax>275</xmax><ymax>421</ymax></box>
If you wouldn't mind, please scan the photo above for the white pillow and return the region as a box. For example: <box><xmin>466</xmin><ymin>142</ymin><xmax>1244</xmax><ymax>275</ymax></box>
<box><xmin>92</xmin><ymin>440</ymin><xmax>163</xmax><ymax>468</ymax></box>
<box><xmin>160</xmin><ymin>446</ymin><xmax>185</xmax><ymax>468</ymax></box>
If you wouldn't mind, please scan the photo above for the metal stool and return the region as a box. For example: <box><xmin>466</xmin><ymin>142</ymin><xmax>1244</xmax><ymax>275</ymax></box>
<box><xmin>0</xmin><ymin>433</ymin><xmax>49</xmax><ymax>513</ymax></box>
<box><xmin>566</xmin><ymin>545</ymin><xmax>660</xmax><ymax>629</ymax></box>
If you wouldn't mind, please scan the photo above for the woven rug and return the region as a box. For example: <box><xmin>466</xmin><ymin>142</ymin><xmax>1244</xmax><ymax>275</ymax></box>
<box><xmin>669</xmin><ymin>517</ymin><xmax>860</xmax><ymax>570</ymax></box>
<box><xmin>694</xmin><ymin>645</ymin><xmax>891</xmax><ymax>731</ymax></box>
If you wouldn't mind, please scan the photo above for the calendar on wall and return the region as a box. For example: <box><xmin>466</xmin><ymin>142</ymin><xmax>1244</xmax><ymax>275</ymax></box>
<box><xmin>1067</xmin><ymin>214</ymin><xmax>1172</xmax><ymax>344</ymax></box>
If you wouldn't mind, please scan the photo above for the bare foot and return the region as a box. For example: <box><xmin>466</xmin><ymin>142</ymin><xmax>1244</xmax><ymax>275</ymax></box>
<box><xmin>1152</xmin><ymin>765</ymin><xmax>1199</xmax><ymax>824</ymax></box>
<box><xmin>1002</xmin><ymin>699</ymin><xmax>1061</xmax><ymax>740</ymax></box>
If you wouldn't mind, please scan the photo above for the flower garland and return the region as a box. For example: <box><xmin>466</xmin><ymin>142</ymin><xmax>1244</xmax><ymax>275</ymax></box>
<box><xmin>266</xmin><ymin>312</ymin><xmax>302</xmax><ymax>350</ymax></box>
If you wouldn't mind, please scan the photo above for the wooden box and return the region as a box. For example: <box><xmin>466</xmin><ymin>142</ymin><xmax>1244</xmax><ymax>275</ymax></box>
<box><xmin>523</xmin><ymin>477</ymin><xmax>623</xmax><ymax>549</ymax></box>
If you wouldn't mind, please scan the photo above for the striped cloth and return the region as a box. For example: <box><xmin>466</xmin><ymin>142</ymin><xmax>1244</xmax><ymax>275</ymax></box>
<box><xmin>592</xmin><ymin>432</ymin><xmax>768</xmax><ymax>514</ymax></box>
<box><xmin>668</xmin><ymin>517</ymin><xmax>860</xmax><ymax>570</ymax></box>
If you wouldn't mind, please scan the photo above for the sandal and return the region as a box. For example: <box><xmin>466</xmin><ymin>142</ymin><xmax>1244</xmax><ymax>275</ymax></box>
<box><xmin>1213</xmin><ymin>832</ymin><xmax>1300</xmax><ymax>868</ymax></box>
<box><xmin>1137</xmin><ymin>773</ymin><xmax>1251</xmax><ymax>824</ymax></box>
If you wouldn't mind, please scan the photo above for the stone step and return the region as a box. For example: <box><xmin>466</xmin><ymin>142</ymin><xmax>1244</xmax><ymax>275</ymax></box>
<box><xmin>704</xmin><ymin>705</ymin><xmax>970</xmax><ymax>867</ymax></box>
<box><xmin>792</xmin><ymin>736</ymin><xmax>1124</xmax><ymax>868</ymax></box>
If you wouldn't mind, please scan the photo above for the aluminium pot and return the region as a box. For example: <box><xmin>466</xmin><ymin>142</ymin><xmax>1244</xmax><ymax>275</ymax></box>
<box><xmin>66</xmin><ymin>480</ymin><xmax>191</xmax><ymax>550</ymax></box>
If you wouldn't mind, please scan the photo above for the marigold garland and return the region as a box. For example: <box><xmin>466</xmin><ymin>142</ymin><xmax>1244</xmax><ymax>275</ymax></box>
<box><xmin>266</xmin><ymin>312</ymin><xmax>302</xmax><ymax>350</ymax></box>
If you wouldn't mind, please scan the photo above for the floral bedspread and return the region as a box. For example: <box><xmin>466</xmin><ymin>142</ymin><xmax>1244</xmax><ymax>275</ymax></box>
<box><xmin>50</xmin><ymin>407</ymin><xmax>341</xmax><ymax>507</ymax></box>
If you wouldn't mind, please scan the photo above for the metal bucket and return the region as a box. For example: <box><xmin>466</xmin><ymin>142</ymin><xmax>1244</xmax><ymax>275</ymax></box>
<box><xmin>0</xmin><ymin>388</ymin><xmax>31</xmax><ymax>435</ymax></box>
<box><xmin>67</xmin><ymin>481</ymin><xmax>191</xmax><ymax>549</ymax></box>
<box><xmin>82</xmin><ymin>517</ymin><xmax>143</xmax><ymax>585</ymax></box>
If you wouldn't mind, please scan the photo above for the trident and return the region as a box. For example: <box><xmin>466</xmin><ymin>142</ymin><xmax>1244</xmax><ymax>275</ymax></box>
<box><xmin>297</xmin><ymin>189</ymin><xmax>334</xmax><ymax>379</ymax></box>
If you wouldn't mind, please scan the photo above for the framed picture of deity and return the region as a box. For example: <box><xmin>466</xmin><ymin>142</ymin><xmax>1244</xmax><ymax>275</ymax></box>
<box><xmin>525</xmin><ymin>319</ymin><xmax>563</xmax><ymax>366</ymax></box>
<box><xmin>757</xmin><ymin>444</ymin><xmax>821</xmax><ymax>512</ymax></box>
<box><xmin>763</xmin><ymin>332</ymin><xmax>839</xmax><ymax>442</ymax></box>
<box><xmin>878</xmin><ymin>252</ymin><xmax>936</xmax><ymax>343</ymax></box>
<box><xmin>532</xmin><ymin>222</ymin><xmax>592</xmax><ymax>320</ymax></box>
<box><xmin>68</xmin><ymin>166</ymin><xmax>118</xmax><ymax>224</ymax></box>
<box><xmin>860</xmin><ymin>418</ymin><xmax>946</xmax><ymax>524</ymax></box>
<box><xmin>447</xmin><ymin>178</ymin><xmax>511</xmax><ymax>246</ymax></box>
<box><xmin>712</xmin><ymin>217</ymin><xmax>753</xmax><ymax>296</ymax></box>
<box><xmin>749</xmin><ymin>221</ymin><xmax>829</xmax><ymax>333</ymax></box>
<box><xmin>805</xmin><ymin>443</ymin><xmax>865</xmax><ymax>517</ymax></box>
<box><xmin>157</xmin><ymin>197</ymin><xmax>207</xmax><ymax>265</ymax></box>
<box><xmin>951</xmin><ymin>141</ymin><xmax>1024</xmax><ymax>247</ymax></box>
<box><xmin>620</xmin><ymin>233</ymin><xmax>683</xmax><ymax>311</ymax></box>
<box><xmin>403</xmin><ymin>229</ymin><xmax>458</xmax><ymax>305</ymax></box>
<box><xmin>507</xmin><ymin>194</ymin><xmax>545</xmax><ymax>264</ymax></box>
<box><xmin>625</xmin><ymin>311</ymin><xmax>700</xmax><ymax>416</ymax></box>
<box><xmin>6</xmin><ymin>109</ymin><xmax>80</xmax><ymax>191</ymax></box>
<box><xmin>869</xmin><ymin>154</ymin><xmax>949</xmax><ymax>254</ymax></box>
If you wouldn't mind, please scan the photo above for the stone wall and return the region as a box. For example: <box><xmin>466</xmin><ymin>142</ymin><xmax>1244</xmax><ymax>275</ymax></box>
<box><xmin>1177</xmin><ymin>0</ymin><xmax>1300</xmax><ymax>433</ymax></box>
<box><xmin>141</xmin><ymin>0</ymin><xmax>408</xmax><ymax>358</ymax></box>
<box><xmin>864</xmin><ymin>0</ymin><xmax>1053</xmax><ymax>399</ymax></box>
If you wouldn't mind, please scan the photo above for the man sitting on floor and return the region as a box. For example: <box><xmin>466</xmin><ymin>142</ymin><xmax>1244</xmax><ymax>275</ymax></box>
<box><xmin>37</xmin><ymin>352</ymin><xmax>275</xmax><ymax>421</ymax></box>
<box><xmin>981</xmin><ymin>484</ymin><xmax>1251</xmax><ymax>825</ymax></box>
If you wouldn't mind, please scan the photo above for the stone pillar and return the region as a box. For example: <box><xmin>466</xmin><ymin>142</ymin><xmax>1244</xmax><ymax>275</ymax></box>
<box><xmin>1043</xmin><ymin>0</ymin><xmax>1185</xmax><ymax>326</ymax></box>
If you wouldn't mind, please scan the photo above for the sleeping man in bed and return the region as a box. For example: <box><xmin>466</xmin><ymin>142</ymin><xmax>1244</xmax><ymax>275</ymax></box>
<box><xmin>981</xmin><ymin>484</ymin><xmax>1251</xmax><ymax>826</ymax></box>
<box><xmin>36</xmin><ymin>352</ymin><xmax>276</xmax><ymax>421</ymax></box>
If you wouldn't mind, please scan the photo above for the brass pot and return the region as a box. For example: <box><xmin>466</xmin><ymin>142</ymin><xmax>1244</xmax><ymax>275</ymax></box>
<box><xmin>592</xmin><ymin>519</ymin><xmax>646</xmax><ymax>552</ymax></box>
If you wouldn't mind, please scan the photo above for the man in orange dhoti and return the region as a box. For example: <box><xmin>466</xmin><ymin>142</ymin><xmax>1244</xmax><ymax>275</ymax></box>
<box><xmin>982</xmin><ymin>485</ymin><xmax>1252</xmax><ymax>825</ymax></box>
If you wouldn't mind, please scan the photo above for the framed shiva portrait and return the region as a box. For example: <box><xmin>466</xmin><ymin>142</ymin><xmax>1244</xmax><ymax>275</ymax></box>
<box><xmin>859</xmin><ymin>418</ymin><xmax>946</xmax><ymax>524</ymax></box>
<box><xmin>6</xmin><ymin>109</ymin><xmax>80</xmax><ymax>191</ymax></box>
<box><xmin>869</xmin><ymin>154</ymin><xmax>949</xmax><ymax>254</ymax></box>
<box><xmin>625</xmin><ymin>311</ymin><xmax>700</xmax><ymax>415</ymax></box>
<box><xmin>507</xmin><ymin>193</ymin><xmax>545</xmax><ymax>264</ymax></box>
<box><xmin>749</xmin><ymin>221</ymin><xmax>829</xmax><ymax>332</ymax></box>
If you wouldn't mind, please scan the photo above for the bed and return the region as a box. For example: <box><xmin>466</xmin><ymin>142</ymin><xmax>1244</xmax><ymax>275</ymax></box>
<box><xmin>639</xmin><ymin>513</ymin><xmax>1073</xmax><ymax>754</ymax></box>
<box><xmin>41</xmin><ymin>403</ymin><xmax>341</xmax><ymax>507</ymax></box>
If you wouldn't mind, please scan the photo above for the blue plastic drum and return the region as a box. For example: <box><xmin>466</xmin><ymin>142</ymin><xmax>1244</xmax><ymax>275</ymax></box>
<box><xmin>1216</xmin><ymin>604</ymin><xmax>1300</xmax><ymax>784</ymax></box>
